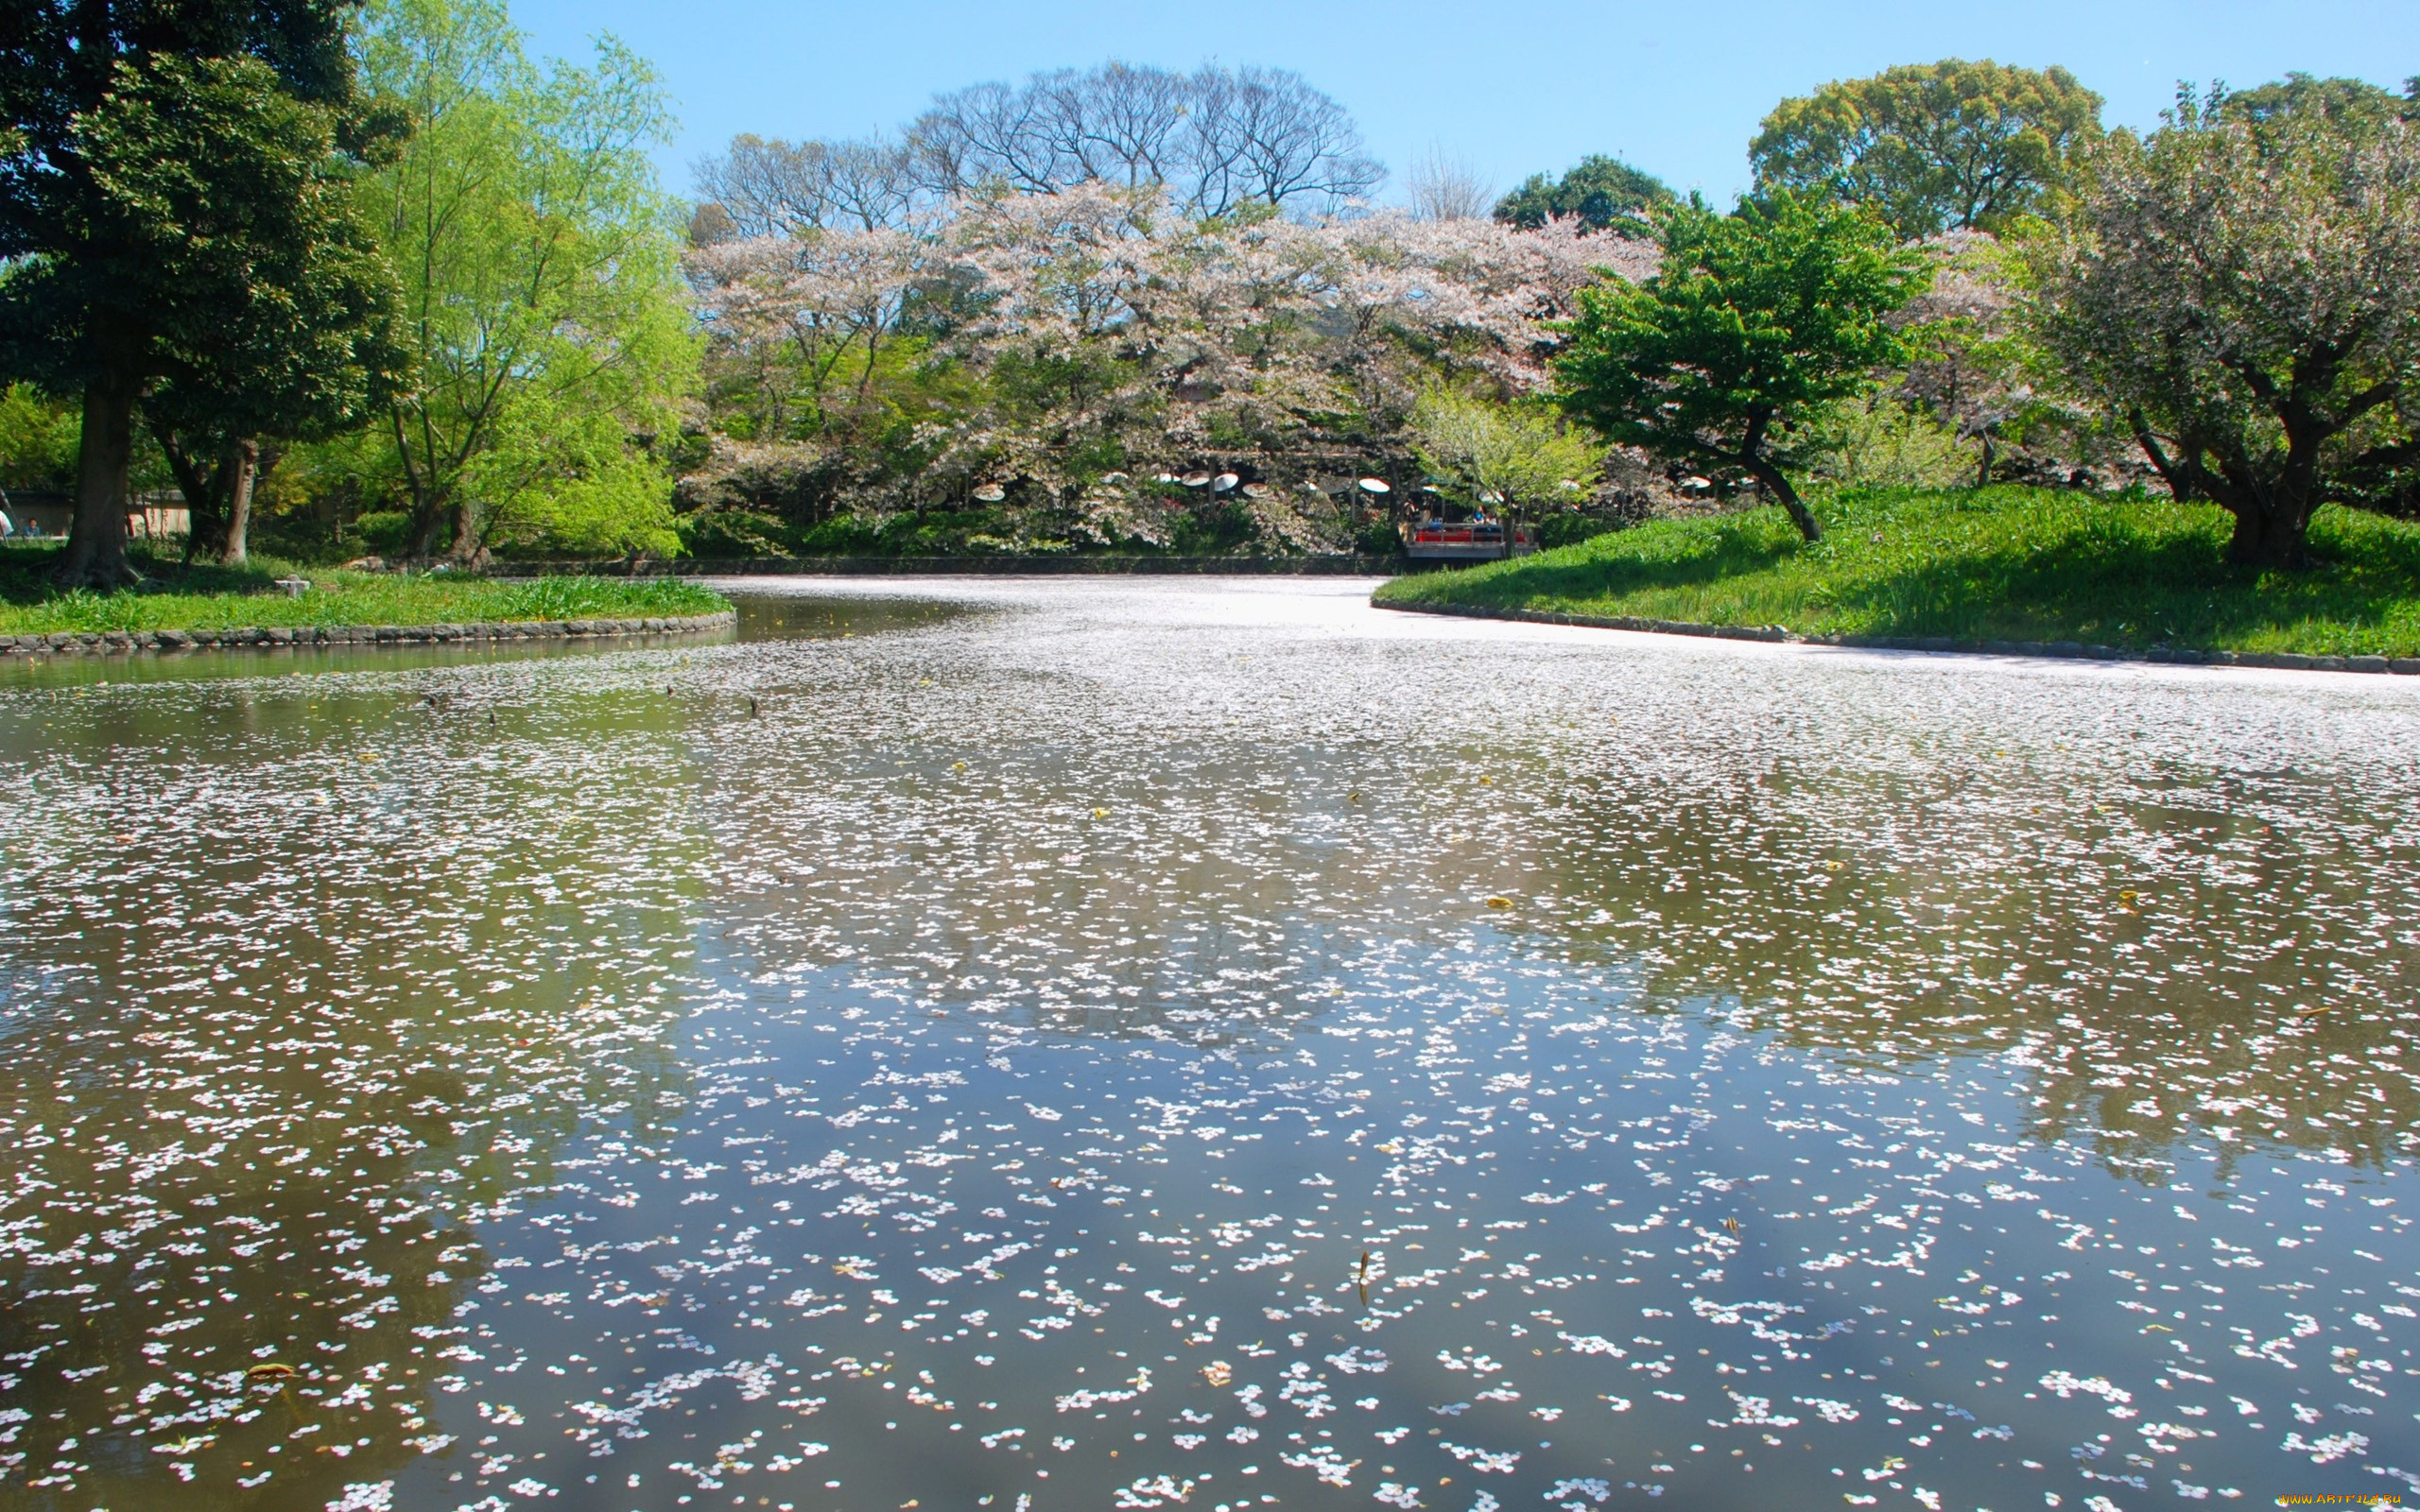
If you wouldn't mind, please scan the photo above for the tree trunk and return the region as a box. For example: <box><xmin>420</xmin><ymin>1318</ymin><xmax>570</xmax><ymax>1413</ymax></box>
<box><xmin>2221</xmin><ymin>496</ymin><xmax>2315</xmax><ymax>571</ymax></box>
<box><xmin>53</xmin><ymin>373</ymin><xmax>140</xmax><ymax>588</ymax></box>
<box><xmin>1976</xmin><ymin>432</ymin><xmax>1995</xmax><ymax>490</ymax></box>
<box><xmin>449</xmin><ymin>495</ymin><xmax>482</xmax><ymax>564</ymax></box>
<box><xmin>159</xmin><ymin>431</ymin><xmax>230</xmax><ymax>565</ymax></box>
<box><xmin>404</xmin><ymin>502</ymin><xmax>444</xmax><ymax>561</ymax></box>
<box><xmin>221</xmin><ymin>438</ymin><xmax>259</xmax><ymax>565</ymax></box>
<box><xmin>1744</xmin><ymin>458</ymin><xmax>1823</xmax><ymax>542</ymax></box>
<box><xmin>2127</xmin><ymin>408</ymin><xmax>2196</xmax><ymax>503</ymax></box>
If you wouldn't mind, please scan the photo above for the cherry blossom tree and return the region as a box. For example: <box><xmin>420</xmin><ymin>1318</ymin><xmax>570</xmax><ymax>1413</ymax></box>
<box><xmin>2033</xmin><ymin>89</ymin><xmax>2420</xmax><ymax>565</ymax></box>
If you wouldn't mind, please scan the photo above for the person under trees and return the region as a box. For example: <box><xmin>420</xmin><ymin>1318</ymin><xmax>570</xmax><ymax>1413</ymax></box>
<box><xmin>0</xmin><ymin>0</ymin><xmax>401</xmax><ymax>586</ymax></box>
<box><xmin>1554</xmin><ymin>192</ymin><xmax>1930</xmax><ymax>543</ymax></box>
<box><xmin>1752</xmin><ymin>59</ymin><xmax>2102</xmax><ymax>236</ymax></box>
<box><xmin>2031</xmin><ymin>83</ymin><xmax>2420</xmax><ymax>569</ymax></box>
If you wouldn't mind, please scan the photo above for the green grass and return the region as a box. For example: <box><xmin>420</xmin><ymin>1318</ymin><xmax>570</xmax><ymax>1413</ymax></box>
<box><xmin>1374</xmin><ymin>487</ymin><xmax>2420</xmax><ymax>658</ymax></box>
<box><xmin>0</xmin><ymin>543</ymin><xmax>729</xmax><ymax>636</ymax></box>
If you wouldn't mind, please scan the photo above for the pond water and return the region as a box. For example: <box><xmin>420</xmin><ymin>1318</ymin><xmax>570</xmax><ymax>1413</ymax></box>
<box><xmin>3</xmin><ymin>577</ymin><xmax>2416</xmax><ymax>1512</ymax></box>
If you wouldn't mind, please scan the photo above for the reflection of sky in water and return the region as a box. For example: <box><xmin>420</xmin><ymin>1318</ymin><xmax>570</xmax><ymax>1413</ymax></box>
<box><xmin>2</xmin><ymin>577</ymin><xmax>2415</xmax><ymax>1512</ymax></box>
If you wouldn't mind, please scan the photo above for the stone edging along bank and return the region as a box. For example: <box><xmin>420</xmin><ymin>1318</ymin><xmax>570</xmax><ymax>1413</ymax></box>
<box><xmin>0</xmin><ymin>610</ymin><xmax>737</xmax><ymax>657</ymax></box>
<box><xmin>1376</xmin><ymin>599</ymin><xmax>2420</xmax><ymax>677</ymax></box>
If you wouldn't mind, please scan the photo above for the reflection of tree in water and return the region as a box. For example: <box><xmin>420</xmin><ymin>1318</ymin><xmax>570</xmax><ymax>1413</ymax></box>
<box><xmin>690</xmin><ymin>664</ymin><xmax>2417</xmax><ymax>1180</ymax></box>
<box><xmin>702</xmin><ymin>732</ymin><xmax>1402</xmax><ymax>1049</ymax></box>
<box><xmin>1463</xmin><ymin>748</ymin><xmax>2418</xmax><ymax>1175</ymax></box>
<box><xmin>0</xmin><ymin>679</ymin><xmax>706</xmax><ymax>1506</ymax></box>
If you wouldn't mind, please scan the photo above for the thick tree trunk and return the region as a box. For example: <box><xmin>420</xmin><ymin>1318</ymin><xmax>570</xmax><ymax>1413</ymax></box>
<box><xmin>403</xmin><ymin>503</ymin><xmax>444</xmax><ymax>561</ymax></box>
<box><xmin>2221</xmin><ymin>497</ymin><xmax>2315</xmax><ymax>571</ymax></box>
<box><xmin>221</xmin><ymin>438</ymin><xmax>259</xmax><ymax>565</ymax></box>
<box><xmin>449</xmin><ymin>495</ymin><xmax>482</xmax><ymax>564</ymax></box>
<box><xmin>53</xmin><ymin>374</ymin><xmax>140</xmax><ymax>588</ymax></box>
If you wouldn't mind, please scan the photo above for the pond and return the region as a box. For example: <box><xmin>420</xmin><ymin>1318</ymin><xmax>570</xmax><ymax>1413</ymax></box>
<box><xmin>2</xmin><ymin>576</ymin><xmax>2415</xmax><ymax>1512</ymax></box>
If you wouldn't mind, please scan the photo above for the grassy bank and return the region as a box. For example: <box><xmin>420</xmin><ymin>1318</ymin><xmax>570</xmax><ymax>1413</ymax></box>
<box><xmin>1373</xmin><ymin>488</ymin><xmax>2420</xmax><ymax>658</ymax></box>
<box><xmin>0</xmin><ymin>544</ymin><xmax>728</xmax><ymax>636</ymax></box>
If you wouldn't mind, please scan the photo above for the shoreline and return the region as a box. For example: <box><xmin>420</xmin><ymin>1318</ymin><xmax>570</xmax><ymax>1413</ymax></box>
<box><xmin>0</xmin><ymin>609</ymin><xmax>737</xmax><ymax>656</ymax></box>
<box><xmin>482</xmin><ymin>554</ymin><xmax>1401</xmax><ymax>577</ymax></box>
<box><xmin>1375</xmin><ymin>597</ymin><xmax>2420</xmax><ymax>677</ymax></box>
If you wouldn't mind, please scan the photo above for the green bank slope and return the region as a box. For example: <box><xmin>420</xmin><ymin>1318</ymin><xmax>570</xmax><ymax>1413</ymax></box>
<box><xmin>1374</xmin><ymin>489</ymin><xmax>2420</xmax><ymax>658</ymax></box>
<box><xmin>0</xmin><ymin>546</ymin><xmax>727</xmax><ymax>636</ymax></box>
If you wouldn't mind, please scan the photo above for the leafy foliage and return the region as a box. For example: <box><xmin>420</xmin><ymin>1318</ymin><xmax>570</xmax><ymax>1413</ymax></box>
<box><xmin>1407</xmin><ymin>389</ymin><xmax>1601</xmax><ymax>512</ymax></box>
<box><xmin>1555</xmin><ymin>192</ymin><xmax>1930</xmax><ymax>541</ymax></box>
<box><xmin>0</xmin><ymin>0</ymin><xmax>397</xmax><ymax>584</ymax></box>
<box><xmin>1492</xmin><ymin>155</ymin><xmax>1673</xmax><ymax>235</ymax></box>
<box><xmin>1751</xmin><ymin>59</ymin><xmax>2103</xmax><ymax>235</ymax></box>
<box><xmin>354</xmin><ymin>0</ymin><xmax>695</xmax><ymax>560</ymax></box>
<box><xmin>2031</xmin><ymin>86</ymin><xmax>2420</xmax><ymax>566</ymax></box>
<box><xmin>1781</xmin><ymin>393</ymin><xmax>1977</xmax><ymax>490</ymax></box>
<box><xmin>0</xmin><ymin>385</ymin><xmax>78</xmax><ymax>491</ymax></box>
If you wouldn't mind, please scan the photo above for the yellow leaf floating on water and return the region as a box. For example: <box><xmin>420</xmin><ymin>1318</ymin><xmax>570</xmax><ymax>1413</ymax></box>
<box><xmin>1201</xmin><ymin>1361</ymin><xmax>1232</xmax><ymax>1387</ymax></box>
<box><xmin>1092</xmin><ymin>807</ymin><xmax>1107</xmax><ymax>818</ymax></box>
<box><xmin>1485</xmin><ymin>896</ymin><xmax>1512</xmax><ymax>909</ymax></box>
<box><xmin>245</xmin><ymin>1363</ymin><xmax>295</xmax><ymax>1382</ymax></box>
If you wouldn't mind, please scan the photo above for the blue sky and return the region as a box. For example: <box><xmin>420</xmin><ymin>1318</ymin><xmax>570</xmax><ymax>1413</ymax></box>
<box><xmin>508</xmin><ymin>0</ymin><xmax>2419</xmax><ymax>207</ymax></box>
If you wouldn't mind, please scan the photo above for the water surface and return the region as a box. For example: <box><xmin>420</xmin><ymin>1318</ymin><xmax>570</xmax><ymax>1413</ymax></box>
<box><xmin>3</xmin><ymin>577</ymin><xmax>2415</xmax><ymax>1512</ymax></box>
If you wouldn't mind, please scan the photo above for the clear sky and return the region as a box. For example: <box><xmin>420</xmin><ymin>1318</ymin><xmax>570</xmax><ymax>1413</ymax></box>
<box><xmin>505</xmin><ymin>0</ymin><xmax>2418</xmax><ymax>208</ymax></box>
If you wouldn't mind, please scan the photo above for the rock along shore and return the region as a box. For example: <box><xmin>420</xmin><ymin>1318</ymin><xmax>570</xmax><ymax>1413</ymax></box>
<box><xmin>1375</xmin><ymin>599</ymin><xmax>2420</xmax><ymax>677</ymax></box>
<box><xmin>0</xmin><ymin>610</ymin><xmax>737</xmax><ymax>656</ymax></box>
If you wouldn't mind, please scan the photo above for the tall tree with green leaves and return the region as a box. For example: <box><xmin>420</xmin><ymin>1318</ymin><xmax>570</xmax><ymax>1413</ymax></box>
<box><xmin>1554</xmin><ymin>192</ymin><xmax>1931</xmax><ymax>542</ymax></box>
<box><xmin>1493</xmin><ymin>155</ymin><xmax>1672</xmax><ymax>235</ymax></box>
<box><xmin>0</xmin><ymin>0</ymin><xmax>395</xmax><ymax>585</ymax></box>
<box><xmin>1751</xmin><ymin>60</ymin><xmax>2103</xmax><ymax>236</ymax></box>
<box><xmin>358</xmin><ymin>0</ymin><xmax>697</xmax><ymax>561</ymax></box>
<box><xmin>131</xmin><ymin>60</ymin><xmax>401</xmax><ymax>565</ymax></box>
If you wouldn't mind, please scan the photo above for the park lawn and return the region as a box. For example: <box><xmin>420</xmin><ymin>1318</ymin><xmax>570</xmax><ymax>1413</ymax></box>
<box><xmin>1373</xmin><ymin>487</ymin><xmax>2420</xmax><ymax>658</ymax></box>
<box><xmin>0</xmin><ymin>544</ymin><xmax>728</xmax><ymax>635</ymax></box>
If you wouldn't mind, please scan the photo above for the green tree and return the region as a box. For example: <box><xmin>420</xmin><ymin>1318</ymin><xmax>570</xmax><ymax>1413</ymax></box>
<box><xmin>2218</xmin><ymin>73</ymin><xmax>2416</xmax><ymax>138</ymax></box>
<box><xmin>1408</xmin><ymin>389</ymin><xmax>1601</xmax><ymax>517</ymax></box>
<box><xmin>1751</xmin><ymin>59</ymin><xmax>2103</xmax><ymax>236</ymax></box>
<box><xmin>1493</xmin><ymin>155</ymin><xmax>1673</xmax><ymax>235</ymax></box>
<box><xmin>0</xmin><ymin>384</ymin><xmax>79</xmax><ymax>493</ymax></box>
<box><xmin>0</xmin><ymin>1</ymin><xmax>393</xmax><ymax>585</ymax></box>
<box><xmin>1554</xmin><ymin>192</ymin><xmax>1931</xmax><ymax>542</ymax></box>
<box><xmin>2031</xmin><ymin>87</ymin><xmax>2420</xmax><ymax>568</ymax></box>
<box><xmin>122</xmin><ymin>59</ymin><xmax>401</xmax><ymax>565</ymax></box>
<box><xmin>358</xmin><ymin>0</ymin><xmax>696</xmax><ymax>561</ymax></box>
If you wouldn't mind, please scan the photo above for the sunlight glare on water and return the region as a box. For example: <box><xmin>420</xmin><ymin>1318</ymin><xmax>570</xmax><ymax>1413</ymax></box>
<box><xmin>2</xmin><ymin>576</ymin><xmax>2415</xmax><ymax>1512</ymax></box>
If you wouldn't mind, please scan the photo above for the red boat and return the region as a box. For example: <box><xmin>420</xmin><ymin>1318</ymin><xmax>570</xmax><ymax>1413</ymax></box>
<box><xmin>1403</xmin><ymin>517</ymin><xmax>1536</xmax><ymax>561</ymax></box>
